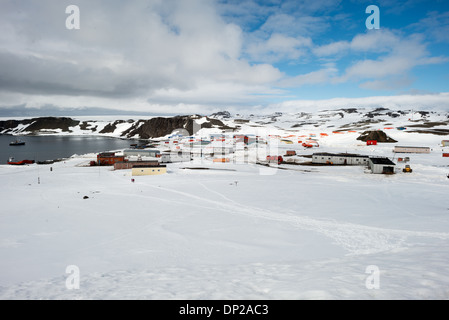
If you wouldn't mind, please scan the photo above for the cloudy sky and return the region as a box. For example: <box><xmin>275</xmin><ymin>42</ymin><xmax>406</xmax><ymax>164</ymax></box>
<box><xmin>1</xmin><ymin>0</ymin><xmax>449</xmax><ymax>115</ymax></box>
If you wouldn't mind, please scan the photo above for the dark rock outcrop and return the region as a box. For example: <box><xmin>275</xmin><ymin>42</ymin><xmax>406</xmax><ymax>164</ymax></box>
<box><xmin>364</xmin><ymin>108</ymin><xmax>390</xmax><ymax>119</ymax></box>
<box><xmin>127</xmin><ymin>116</ymin><xmax>192</xmax><ymax>139</ymax></box>
<box><xmin>0</xmin><ymin>115</ymin><xmax>231</xmax><ymax>138</ymax></box>
<box><xmin>122</xmin><ymin>116</ymin><xmax>230</xmax><ymax>139</ymax></box>
<box><xmin>386</xmin><ymin>112</ymin><xmax>400</xmax><ymax>118</ymax></box>
<box><xmin>99</xmin><ymin>120</ymin><xmax>126</xmax><ymax>134</ymax></box>
<box><xmin>210</xmin><ymin>111</ymin><xmax>231</xmax><ymax>119</ymax></box>
<box><xmin>79</xmin><ymin>121</ymin><xmax>90</xmax><ymax>130</ymax></box>
<box><xmin>357</xmin><ymin>130</ymin><xmax>397</xmax><ymax>143</ymax></box>
<box><xmin>0</xmin><ymin>119</ymin><xmax>33</xmax><ymax>132</ymax></box>
<box><xmin>25</xmin><ymin>117</ymin><xmax>80</xmax><ymax>133</ymax></box>
<box><xmin>339</xmin><ymin>108</ymin><xmax>358</xmax><ymax>114</ymax></box>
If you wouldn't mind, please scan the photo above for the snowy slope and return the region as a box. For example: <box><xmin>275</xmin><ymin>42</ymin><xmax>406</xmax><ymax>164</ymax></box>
<box><xmin>1</xmin><ymin>108</ymin><xmax>449</xmax><ymax>300</ymax></box>
<box><xmin>1</xmin><ymin>108</ymin><xmax>448</xmax><ymax>140</ymax></box>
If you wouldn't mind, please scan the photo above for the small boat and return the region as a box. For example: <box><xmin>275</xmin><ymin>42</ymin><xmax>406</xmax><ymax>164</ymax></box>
<box><xmin>8</xmin><ymin>157</ymin><xmax>35</xmax><ymax>165</ymax></box>
<box><xmin>9</xmin><ymin>139</ymin><xmax>25</xmax><ymax>146</ymax></box>
<box><xmin>37</xmin><ymin>160</ymin><xmax>55</xmax><ymax>165</ymax></box>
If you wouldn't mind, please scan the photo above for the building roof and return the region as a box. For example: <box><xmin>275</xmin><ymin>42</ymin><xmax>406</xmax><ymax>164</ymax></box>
<box><xmin>313</xmin><ymin>153</ymin><xmax>369</xmax><ymax>158</ymax></box>
<box><xmin>133</xmin><ymin>165</ymin><xmax>166</xmax><ymax>168</ymax></box>
<box><xmin>369</xmin><ymin>157</ymin><xmax>396</xmax><ymax>165</ymax></box>
<box><xmin>394</xmin><ymin>146</ymin><xmax>430</xmax><ymax>149</ymax></box>
<box><xmin>124</xmin><ymin>149</ymin><xmax>160</xmax><ymax>153</ymax></box>
<box><xmin>98</xmin><ymin>152</ymin><xmax>116</xmax><ymax>157</ymax></box>
<box><xmin>116</xmin><ymin>161</ymin><xmax>159</xmax><ymax>164</ymax></box>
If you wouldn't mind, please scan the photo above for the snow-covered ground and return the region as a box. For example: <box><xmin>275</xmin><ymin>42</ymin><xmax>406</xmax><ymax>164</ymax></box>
<box><xmin>1</xmin><ymin>109</ymin><xmax>449</xmax><ymax>300</ymax></box>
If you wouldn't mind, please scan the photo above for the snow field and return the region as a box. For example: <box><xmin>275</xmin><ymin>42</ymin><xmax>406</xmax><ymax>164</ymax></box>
<box><xmin>1</xmin><ymin>108</ymin><xmax>449</xmax><ymax>299</ymax></box>
<box><xmin>1</xmin><ymin>146</ymin><xmax>449</xmax><ymax>299</ymax></box>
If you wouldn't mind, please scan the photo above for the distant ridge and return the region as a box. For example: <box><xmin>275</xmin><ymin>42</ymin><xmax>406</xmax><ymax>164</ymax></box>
<box><xmin>1</xmin><ymin>107</ymin><xmax>448</xmax><ymax>139</ymax></box>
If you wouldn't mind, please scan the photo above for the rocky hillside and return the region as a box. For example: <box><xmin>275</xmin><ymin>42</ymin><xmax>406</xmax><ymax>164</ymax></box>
<box><xmin>357</xmin><ymin>130</ymin><xmax>398</xmax><ymax>143</ymax></box>
<box><xmin>1</xmin><ymin>107</ymin><xmax>448</xmax><ymax>139</ymax></box>
<box><xmin>0</xmin><ymin>115</ymin><xmax>231</xmax><ymax>139</ymax></box>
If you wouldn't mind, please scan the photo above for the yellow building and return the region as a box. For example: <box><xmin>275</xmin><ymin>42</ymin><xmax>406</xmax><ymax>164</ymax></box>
<box><xmin>132</xmin><ymin>165</ymin><xmax>167</xmax><ymax>176</ymax></box>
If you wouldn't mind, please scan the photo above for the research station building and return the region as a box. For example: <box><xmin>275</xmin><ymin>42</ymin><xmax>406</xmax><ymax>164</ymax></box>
<box><xmin>124</xmin><ymin>149</ymin><xmax>161</xmax><ymax>157</ymax></box>
<box><xmin>394</xmin><ymin>146</ymin><xmax>431</xmax><ymax>154</ymax></box>
<box><xmin>132</xmin><ymin>165</ymin><xmax>167</xmax><ymax>176</ymax></box>
<box><xmin>368</xmin><ymin>157</ymin><xmax>396</xmax><ymax>174</ymax></box>
<box><xmin>312</xmin><ymin>153</ymin><xmax>369</xmax><ymax>165</ymax></box>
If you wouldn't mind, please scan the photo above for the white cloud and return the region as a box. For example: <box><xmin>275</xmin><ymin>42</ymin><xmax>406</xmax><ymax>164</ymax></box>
<box><xmin>268</xmin><ymin>92</ymin><xmax>449</xmax><ymax>113</ymax></box>
<box><xmin>246</xmin><ymin>33</ymin><xmax>312</xmax><ymax>62</ymax></box>
<box><xmin>278</xmin><ymin>65</ymin><xmax>338</xmax><ymax>87</ymax></box>
<box><xmin>258</xmin><ymin>12</ymin><xmax>329</xmax><ymax>38</ymax></box>
<box><xmin>350</xmin><ymin>30</ymin><xmax>398</xmax><ymax>52</ymax></box>
<box><xmin>359</xmin><ymin>77</ymin><xmax>415</xmax><ymax>91</ymax></box>
<box><xmin>343</xmin><ymin>56</ymin><xmax>414</xmax><ymax>80</ymax></box>
<box><xmin>410</xmin><ymin>10</ymin><xmax>449</xmax><ymax>43</ymax></box>
<box><xmin>0</xmin><ymin>0</ymin><xmax>447</xmax><ymax>114</ymax></box>
<box><xmin>309</xmin><ymin>29</ymin><xmax>447</xmax><ymax>90</ymax></box>
<box><xmin>314</xmin><ymin>29</ymin><xmax>399</xmax><ymax>57</ymax></box>
<box><xmin>313</xmin><ymin>40</ymin><xmax>349</xmax><ymax>57</ymax></box>
<box><xmin>0</xmin><ymin>0</ymin><xmax>285</xmax><ymax>111</ymax></box>
<box><xmin>338</xmin><ymin>33</ymin><xmax>446</xmax><ymax>86</ymax></box>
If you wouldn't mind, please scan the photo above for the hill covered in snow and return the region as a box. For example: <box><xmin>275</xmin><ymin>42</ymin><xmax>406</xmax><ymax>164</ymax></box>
<box><xmin>1</xmin><ymin>107</ymin><xmax>448</xmax><ymax>139</ymax></box>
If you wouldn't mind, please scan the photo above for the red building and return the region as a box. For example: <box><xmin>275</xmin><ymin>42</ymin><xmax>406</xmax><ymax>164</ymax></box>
<box><xmin>114</xmin><ymin>161</ymin><xmax>159</xmax><ymax>170</ymax></box>
<box><xmin>267</xmin><ymin>155</ymin><xmax>283</xmax><ymax>165</ymax></box>
<box><xmin>97</xmin><ymin>152</ymin><xmax>126</xmax><ymax>166</ymax></box>
<box><xmin>234</xmin><ymin>135</ymin><xmax>249</xmax><ymax>144</ymax></box>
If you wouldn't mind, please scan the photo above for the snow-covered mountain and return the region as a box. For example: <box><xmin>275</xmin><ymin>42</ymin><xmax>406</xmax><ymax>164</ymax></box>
<box><xmin>1</xmin><ymin>107</ymin><xmax>448</xmax><ymax>139</ymax></box>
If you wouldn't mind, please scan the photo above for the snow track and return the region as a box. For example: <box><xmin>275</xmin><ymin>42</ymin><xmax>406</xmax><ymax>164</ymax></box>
<box><xmin>149</xmin><ymin>182</ymin><xmax>449</xmax><ymax>255</ymax></box>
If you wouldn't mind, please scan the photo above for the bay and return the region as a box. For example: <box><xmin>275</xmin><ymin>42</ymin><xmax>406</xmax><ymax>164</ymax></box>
<box><xmin>0</xmin><ymin>135</ymin><xmax>140</xmax><ymax>164</ymax></box>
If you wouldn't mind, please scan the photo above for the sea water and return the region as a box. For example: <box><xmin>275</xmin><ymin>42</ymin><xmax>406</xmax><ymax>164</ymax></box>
<box><xmin>0</xmin><ymin>135</ymin><xmax>141</xmax><ymax>164</ymax></box>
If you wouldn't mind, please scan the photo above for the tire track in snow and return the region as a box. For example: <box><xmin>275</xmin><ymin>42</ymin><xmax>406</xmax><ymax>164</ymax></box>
<box><xmin>148</xmin><ymin>185</ymin><xmax>449</xmax><ymax>255</ymax></box>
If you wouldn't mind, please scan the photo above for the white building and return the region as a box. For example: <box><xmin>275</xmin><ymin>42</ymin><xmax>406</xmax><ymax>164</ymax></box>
<box><xmin>160</xmin><ymin>152</ymin><xmax>191</xmax><ymax>163</ymax></box>
<box><xmin>394</xmin><ymin>146</ymin><xmax>431</xmax><ymax>154</ymax></box>
<box><xmin>124</xmin><ymin>149</ymin><xmax>161</xmax><ymax>157</ymax></box>
<box><xmin>213</xmin><ymin>146</ymin><xmax>234</xmax><ymax>155</ymax></box>
<box><xmin>368</xmin><ymin>157</ymin><xmax>396</xmax><ymax>174</ymax></box>
<box><xmin>312</xmin><ymin>153</ymin><xmax>369</xmax><ymax>165</ymax></box>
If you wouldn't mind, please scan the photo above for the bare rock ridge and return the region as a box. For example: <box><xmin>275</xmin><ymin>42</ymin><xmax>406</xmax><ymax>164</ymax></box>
<box><xmin>0</xmin><ymin>117</ymin><xmax>80</xmax><ymax>134</ymax></box>
<box><xmin>1</xmin><ymin>108</ymin><xmax>448</xmax><ymax>138</ymax></box>
<box><xmin>209</xmin><ymin>111</ymin><xmax>231</xmax><ymax>119</ymax></box>
<box><xmin>0</xmin><ymin>116</ymin><xmax>228</xmax><ymax>138</ymax></box>
<box><xmin>25</xmin><ymin>117</ymin><xmax>80</xmax><ymax>133</ymax></box>
<box><xmin>127</xmin><ymin>116</ymin><xmax>195</xmax><ymax>139</ymax></box>
<box><xmin>0</xmin><ymin>119</ymin><xmax>29</xmax><ymax>132</ymax></box>
<box><xmin>357</xmin><ymin>130</ymin><xmax>398</xmax><ymax>143</ymax></box>
<box><xmin>99</xmin><ymin>120</ymin><xmax>127</xmax><ymax>134</ymax></box>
